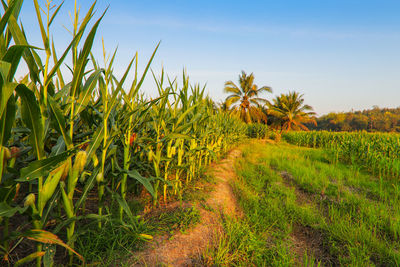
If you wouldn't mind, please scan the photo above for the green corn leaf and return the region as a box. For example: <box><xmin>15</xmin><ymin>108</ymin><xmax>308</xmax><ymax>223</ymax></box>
<box><xmin>0</xmin><ymin>93</ymin><xmax>15</xmax><ymax>145</ymax></box>
<box><xmin>30</xmin><ymin>48</ymin><xmax>45</xmax><ymax>77</ymax></box>
<box><xmin>50</xmin><ymin>136</ymin><xmax>66</xmax><ymax>157</ymax></box>
<box><xmin>53</xmin><ymin>82</ymin><xmax>71</xmax><ymax>101</ymax></box>
<box><xmin>47</xmin><ymin>96</ymin><xmax>72</xmax><ymax>148</ymax></box>
<box><xmin>51</xmin><ymin>39</ymin><xmax>65</xmax><ymax>89</ymax></box>
<box><xmin>104</xmin><ymin>86</ymin><xmax>122</xmax><ymax>120</ymax></box>
<box><xmin>76</xmin><ymin>1</ymin><xmax>97</xmax><ymax>42</ymax></box>
<box><xmin>132</xmin><ymin>41</ymin><xmax>160</xmax><ymax>97</ymax></box>
<box><xmin>0</xmin><ymin>60</ymin><xmax>10</xmax><ymax>83</ymax></box>
<box><xmin>23</xmin><ymin>229</ymin><xmax>84</xmax><ymax>262</ymax></box>
<box><xmin>123</xmin><ymin>169</ymin><xmax>155</xmax><ymax>198</ymax></box>
<box><xmin>161</xmin><ymin>133</ymin><xmax>192</xmax><ymax>142</ymax></box>
<box><xmin>106</xmin><ymin>187</ymin><xmax>136</xmax><ymax>223</ymax></box>
<box><xmin>127</xmin><ymin>52</ymin><xmax>137</xmax><ymax>97</ymax></box>
<box><xmin>74</xmin><ymin>69</ymin><xmax>103</xmax><ymax>116</ymax></box>
<box><xmin>16</xmin><ymin>149</ymin><xmax>76</xmax><ymax>182</ymax></box>
<box><xmin>113</xmin><ymin>56</ymin><xmax>134</xmax><ymax>96</ymax></box>
<box><xmin>45</xmin><ymin>24</ymin><xmax>90</xmax><ymax>88</ymax></box>
<box><xmin>86</xmin><ymin>124</ymin><xmax>104</xmax><ymax>162</ymax></box>
<box><xmin>33</xmin><ymin>0</ymin><xmax>49</xmax><ymax>51</ymax></box>
<box><xmin>53</xmin><ymin>213</ymin><xmax>106</xmax><ymax>234</ymax></box>
<box><xmin>0</xmin><ymin>81</ymin><xmax>16</xmax><ymax>120</ymax></box>
<box><xmin>15</xmin><ymin>251</ymin><xmax>46</xmax><ymax>267</ymax></box>
<box><xmin>41</xmin><ymin>189</ymin><xmax>60</xmax><ymax>226</ymax></box>
<box><xmin>15</xmin><ymin>84</ymin><xmax>44</xmax><ymax>159</ymax></box>
<box><xmin>59</xmin><ymin>182</ymin><xmax>74</xmax><ymax>218</ymax></box>
<box><xmin>105</xmin><ymin>47</ymin><xmax>118</xmax><ymax>78</ymax></box>
<box><xmin>2</xmin><ymin>45</ymin><xmax>29</xmax><ymax>81</ymax></box>
<box><xmin>0</xmin><ymin>202</ymin><xmax>27</xmax><ymax>218</ymax></box>
<box><xmin>70</xmin><ymin>9</ymin><xmax>107</xmax><ymax>99</ymax></box>
<box><xmin>173</xmin><ymin>123</ymin><xmax>193</xmax><ymax>135</ymax></box>
<box><xmin>10</xmin><ymin>0</ymin><xmax>23</xmax><ymax>22</ymax></box>
<box><xmin>0</xmin><ymin>183</ymin><xmax>17</xmax><ymax>203</ymax></box>
<box><xmin>0</xmin><ymin>0</ymin><xmax>19</xmax><ymax>35</ymax></box>
<box><xmin>74</xmin><ymin>168</ymin><xmax>99</xmax><ymax>212</ymax></box>
<box><xmin>8</xmin><ymin>15</ymin><xmax>40</xmax><ymax>84</ymax></box>
<box><xmin>48</xmin><ymin>1</ymin><xmax>64</xmax><ymax>26</ymax></box>
<box><xmin>175</xmin><ymin>102</ymin><xmax>199</xmax><ymax>127</ymax></box>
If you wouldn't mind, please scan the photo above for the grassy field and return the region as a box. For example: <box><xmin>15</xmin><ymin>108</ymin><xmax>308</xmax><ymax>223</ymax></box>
<box><xmin>205</xmin><ymin>141</ymin><xmax>400</xmax><ymax>266</ymax></box>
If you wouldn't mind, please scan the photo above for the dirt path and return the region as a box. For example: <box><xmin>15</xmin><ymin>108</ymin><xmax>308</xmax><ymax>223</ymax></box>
<box><xmin>131</xmin><ymin>148</ymin><xmax>243</xmax><ymax>266</ymax></box>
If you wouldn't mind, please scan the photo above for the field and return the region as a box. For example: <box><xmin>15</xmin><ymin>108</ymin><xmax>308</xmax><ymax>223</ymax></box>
<box><xmin>205</xmin><ymin>140</ymin><xmax>400</xmax><ymax>266</ymax></box>
<box><xmin>0</xmin><ymin>1</ymin><xmax>250</xmax><ymax>265</ymax></box>
<box><xmin>284</xmin><ymin>131</ymin><xmax>400</xmax><ymax>179</ymax></box>
<box><xmin>0</xmin><ymin>0</ymin><xmax>399</xmax><ymax>266</ymax></box>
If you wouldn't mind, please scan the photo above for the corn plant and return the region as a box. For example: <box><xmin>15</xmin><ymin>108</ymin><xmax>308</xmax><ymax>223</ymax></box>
<box><xmin>283</xmin><ymin>131</ymin><xmax>400</xmax><ymax>180</ymax></box>
<box><xmin>0</xmin><ymin>0</ymin><xmax>249</xmax><ymax>265</ymax></box>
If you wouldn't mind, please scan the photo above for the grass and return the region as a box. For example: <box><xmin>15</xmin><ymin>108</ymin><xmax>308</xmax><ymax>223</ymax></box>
<box><xmin>181</xmin><ymin>170</ymin><xmax>217</xmax><ymax>203</ymax></box>
<box><xmin>203</xmin><ymin>141</ymin><xmax>400</xmax><ymax>266</ymax></box>
<box><xmin>75</xmin><ymin>215</ymin><xmax>144</xmax><ymax>266</ymax></box>
<box><xmin>73</xmin><ymin>198</ymin><xmax>200</xmax><ymax>265</ymax></box>
<box><xmin>146</xmin><ymin>206</ymin><xmax>201</xmax><ymax>236</ymax></box>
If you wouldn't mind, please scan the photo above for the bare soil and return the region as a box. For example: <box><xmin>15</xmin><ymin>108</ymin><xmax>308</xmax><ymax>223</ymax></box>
<box><xmin>290</xmin><ymin>224</ymin><xmax>336</xmax><ymax>266</ymax></box>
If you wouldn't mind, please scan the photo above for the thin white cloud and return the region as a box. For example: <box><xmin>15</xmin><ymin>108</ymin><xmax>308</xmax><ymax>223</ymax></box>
<box><xmin>105</xmin><ymin>14</ymin><xmax>400</xmax><ymax>40</ymax></box>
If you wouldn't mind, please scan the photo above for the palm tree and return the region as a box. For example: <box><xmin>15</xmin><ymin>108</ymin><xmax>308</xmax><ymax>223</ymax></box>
<box><xmin>268</xmin><ymin>91</ymin><xmax>316</xmax><ymax>133</ymax></box>
<box><xmin>224</xmin><ymin>71</ymin><xmax>272</xmax><ymax>123</ymax></box>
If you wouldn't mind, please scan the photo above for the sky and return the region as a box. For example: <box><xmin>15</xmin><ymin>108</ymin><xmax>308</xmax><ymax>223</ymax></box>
<box><xmin>17</xmin><ymin>0</ymin><xmax>400</xmax><ymax>115</ymax></box>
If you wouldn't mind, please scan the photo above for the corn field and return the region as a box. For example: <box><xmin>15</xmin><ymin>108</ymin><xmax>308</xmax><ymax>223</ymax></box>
<box><xmin>0</xmin><ymin>1</ymin><xmax>248</xmax><ymax>265</ymax></box>
<box><xmin>246</xmin><ymin>123</ymin><xmax>270</xmax><ymax>139</ymax></box>
<box><xmin>283</xmin><ymin>131</ymin><xmax>400</xmax><ymax>179</ymax></box>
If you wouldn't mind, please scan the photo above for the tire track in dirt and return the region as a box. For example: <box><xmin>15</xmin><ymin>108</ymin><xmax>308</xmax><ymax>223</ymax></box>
<box><xmin>279</xmin><ymin>170</ymin><xmax>338</xmax><ymax>266</ymax></box>
<box><xmin>131</xmin><ymin>148</ymin><xmax>242</xmax><ymax>266</ymax></box>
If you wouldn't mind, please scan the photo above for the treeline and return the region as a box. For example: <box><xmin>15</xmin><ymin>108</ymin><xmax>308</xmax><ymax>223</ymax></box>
<box><xmin>307</xmin><ymin>106</ymin><xmax>400</xmax><ymax>132</ymax></box>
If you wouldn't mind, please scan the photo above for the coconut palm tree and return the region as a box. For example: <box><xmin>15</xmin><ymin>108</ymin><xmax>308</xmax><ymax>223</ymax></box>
<box><xmin>224</xmin><ymin>71</ymin><xmax>272</xmax><ymax>123</ymax></box>
<box><xmin>268</xmin><ymin>91</ymin><xmax>316</xmax><ymax>133</ymax></box>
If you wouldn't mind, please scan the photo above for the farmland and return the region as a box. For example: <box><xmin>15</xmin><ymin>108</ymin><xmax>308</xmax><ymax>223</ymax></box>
<box><xmin>284</xmin><ymin>131</ymin><xmax>400</xmax><ymax>179</ymax></box>
<box><xmin>1</xmin><ymin>0</ymin><xmax>400</xmax><ymax>266</ymax></box>
<box><xmin>0</xmin><ymin>1</ymin><xmax>248</xmax><ymax>265</ymax></box>
<box><xmin>204</xmin><ymin>140</ymin><xmax>400</xmax><ymax>266</ymax></box>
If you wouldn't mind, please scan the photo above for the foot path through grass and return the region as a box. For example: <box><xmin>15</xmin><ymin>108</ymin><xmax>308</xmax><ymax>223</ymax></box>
<box><xmin>131</xmin><ymin>148</ymin><xmax>242</xmax><ymax>266</ymax></box>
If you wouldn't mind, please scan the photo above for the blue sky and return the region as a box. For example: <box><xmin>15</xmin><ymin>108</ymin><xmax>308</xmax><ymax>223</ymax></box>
<box><xmin>19</xmin><ymin>0</ymin><xmax>400</xmax><ymax>115</ymax></box>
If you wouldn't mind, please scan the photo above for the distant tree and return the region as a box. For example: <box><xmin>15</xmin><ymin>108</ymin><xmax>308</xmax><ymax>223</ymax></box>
<box><xmin>350</xmin><ymin>114</ymin><xmax>369</xmax><ymax>130</ymax></box>
<box><xmin>268</xmin><ymin>91</ymin><xmax>316</xmax><ymax>132</ymax></box>
<box><xmin>310</xmin><ymin>106</ymin><xmax>400</xmax><ymax>132</ymax></box>
<box><xmin>224</xmin><ymin>71</ymin><xmax>272</xmax><ymax>123</ymax></box>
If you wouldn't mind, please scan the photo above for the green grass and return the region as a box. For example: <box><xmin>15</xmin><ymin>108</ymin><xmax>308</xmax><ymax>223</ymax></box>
<box><xmin>181</xmin><ymin>170</ymin><xmax>217</xmax><ymax>203</ymax></box>
<box><xmin>74</xmin><ymin>201</ymin><xmax>200</xmax><ymax>265</ymax></box>
<box><xmin>203</xmin><ymin>141</ymin><xmax>400</xmax><ymax>266</ymax></box>
<box><xmin>146</xmin><ymin>206</ymin><xmax>201</xmax><ymax>236</ymax></box>
<box><xmin>75</xmin><ymin>215</ymin><xmax>144</xmax><ymax>266</ymax></box>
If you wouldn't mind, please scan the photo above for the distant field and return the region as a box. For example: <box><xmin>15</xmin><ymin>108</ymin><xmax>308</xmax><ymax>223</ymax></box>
<box><xmin>284</xmin><ymin>131</ymin><xmax>400</xmax><ymax>179</ymax></box>
<box><xmin>208</xmin><ymin>141</ymin><xmax>400</xmax><ymax>266</ymax></box>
